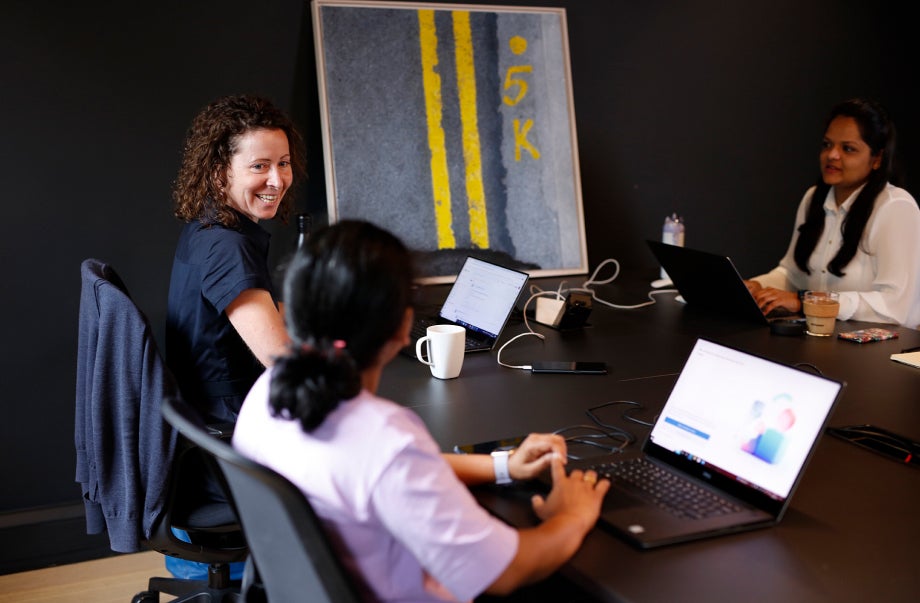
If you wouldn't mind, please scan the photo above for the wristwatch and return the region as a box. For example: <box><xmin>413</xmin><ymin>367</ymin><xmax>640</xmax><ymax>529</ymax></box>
<box><xmin>491</xmin><ymin>449</ymin><xmax>513</xmax><ymax>485</ymax></box>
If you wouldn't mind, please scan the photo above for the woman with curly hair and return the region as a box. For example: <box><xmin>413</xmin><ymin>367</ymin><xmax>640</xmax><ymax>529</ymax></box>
<box><xmin>167</xmin><ymin>94</ymin><xmax>306</xmax><ymax>423</ymax></box>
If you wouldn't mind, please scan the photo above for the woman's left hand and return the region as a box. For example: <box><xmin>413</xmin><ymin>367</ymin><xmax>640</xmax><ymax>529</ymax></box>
<box><xmin>508</xmin><ymin>433</ymin><xmax>567</xmax><ymax>481</ymax></box>
<box><xmin>751</xmin><ymin>286</ymin><xmax>801</xmax><ymax>316</ymax></box>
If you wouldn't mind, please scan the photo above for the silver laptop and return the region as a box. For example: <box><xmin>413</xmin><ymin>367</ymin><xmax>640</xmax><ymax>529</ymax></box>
<box><xmin>405</xmin><ymin>257</ymin><xmax>529</xmax><ymax>354</ymax></box>
<box><xmin>576</xmin><ymin>338</ymin><xmax>844</xmax><ymax>549</ymax></box>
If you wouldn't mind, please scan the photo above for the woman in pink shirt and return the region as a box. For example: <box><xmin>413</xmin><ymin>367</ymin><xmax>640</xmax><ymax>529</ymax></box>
<box><xmin>233</xmin><ymin>220</ymin><xmax>609</xmax><ymax>602</ymax></box>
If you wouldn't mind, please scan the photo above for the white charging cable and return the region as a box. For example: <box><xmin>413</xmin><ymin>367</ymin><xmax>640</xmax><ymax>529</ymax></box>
<box><xmin>495</xmin><ymin>289</ymin><xmax>557</xmax><ymax>370</ymax></box>
<box><xmin>495</xmin><ymin>257</ymin><xmax>678</xmax><ymax>370</ymax></box>
<box><xmin>571</xmin><ymin>258</ymin><xmax>678</xmax><ymax>310</ymax></box>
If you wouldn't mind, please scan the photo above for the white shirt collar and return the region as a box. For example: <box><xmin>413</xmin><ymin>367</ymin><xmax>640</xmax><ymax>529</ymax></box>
<box><xmin>824</xmin><ymin>182</ymin><xmax>868</xmax><ymax>214</ymax></box>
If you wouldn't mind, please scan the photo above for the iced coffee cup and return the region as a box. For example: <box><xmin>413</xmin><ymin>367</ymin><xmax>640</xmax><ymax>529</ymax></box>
<box><xmin>802</xmin><ymin>291</ymin><xmax>840</xmax><ymax>337</ymax></box>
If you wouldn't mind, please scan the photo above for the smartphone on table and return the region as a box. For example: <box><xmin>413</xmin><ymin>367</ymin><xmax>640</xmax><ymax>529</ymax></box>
<box><xmin>453</xmin><ymin>435</ymin><xmax>526</xmax><ymax>454</ymax></box>
<box><xmin>530</xmin><ymin>361</ymin><xmax>607</xmax><ymax>374</ymax></box>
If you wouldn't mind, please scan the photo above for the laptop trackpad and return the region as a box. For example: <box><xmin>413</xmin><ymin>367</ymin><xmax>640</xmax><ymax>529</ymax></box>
<box><xmin>603</xmin><ymin>490</ymin><xmax>643</xmax><ymax>511</ymax></box>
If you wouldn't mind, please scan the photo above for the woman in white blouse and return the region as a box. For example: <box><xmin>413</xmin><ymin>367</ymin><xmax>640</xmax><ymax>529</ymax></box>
<box><xmin>746</xmin><ymin>98</ymin><xmax>920</xmax><ymax>329</ymax></box>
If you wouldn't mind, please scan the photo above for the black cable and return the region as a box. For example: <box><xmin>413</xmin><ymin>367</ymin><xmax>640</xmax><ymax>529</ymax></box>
<box><xmin>587</xmin><ymin>400</ymin><xmax>655</xmax><ymax>430</ymax></box>
<box><xmin>552</xmin><ymin>424</ymin><xmax>630</xmax><ymax>460</ymax></box>
<box><xmin>793</xmin><ymin>362</ymin><xmax>824</xmax><ymax>376</ymax></box>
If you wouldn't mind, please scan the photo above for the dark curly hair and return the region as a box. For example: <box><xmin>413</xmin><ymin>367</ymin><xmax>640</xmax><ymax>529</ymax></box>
<box><xmin>794</xmin><ymin>98</ymin><xmax>896</xmax><ymax>277</ymax></box>
<box><xmin>269</xmin><ymin>220</ymin><xmax>415</xmax><ymax>432</ymax></box>
<box><xmin>172</xmin><ymin>95</ymin><xmax>307</xmax><ymax>228</ymax></box>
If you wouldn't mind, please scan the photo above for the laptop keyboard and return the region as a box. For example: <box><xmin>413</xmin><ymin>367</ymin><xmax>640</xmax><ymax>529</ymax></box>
<box><xmin>590</xmin><ymin>457</ymin><xmax>742</xmax><ymax>520</ymax></box>
<box><xmin>410</xmin><ymin>318</ymin><xmax>486</xmax><ymax>352</ymax></box>
<box><xmin>410</xmin><ymin>317</ymin><xmax>436</xmax><ymax>338</ymax></box>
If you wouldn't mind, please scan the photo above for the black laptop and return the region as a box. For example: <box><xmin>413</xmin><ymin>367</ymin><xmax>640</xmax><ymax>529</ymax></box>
<box><xmin>571</xmin><ymin>338</ymin><xmax>844</xmax><ymax>549</ymax></box>
<box><xmin>404</xmin><ymin>256</ymin><xmax>529</xmax><ymax>355</ymax></box>
<box><xmin>647</xmin><ymin>240</ymin><xmax>778</xmax><ymax>324</ymax></box>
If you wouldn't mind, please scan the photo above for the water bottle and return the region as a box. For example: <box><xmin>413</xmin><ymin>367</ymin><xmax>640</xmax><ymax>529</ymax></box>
<box><xmin>661</xmin><ymin>213</ymin><xmax>685</xmax><ymax>280</ymax></box>
<box><xmin>296</xmin><ymin>213</ymin><xmax>312</xmax><ymax>250</ymax></box>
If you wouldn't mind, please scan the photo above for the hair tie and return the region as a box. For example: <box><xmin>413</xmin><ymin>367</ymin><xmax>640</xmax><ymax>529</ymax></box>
<box><xmin>294</xmin><ymin>339</ymin><xmax>346</xmax><ymax>359</ymax></box>
<box><xmin>292</xmin><ymin>341</ymin><xmax>316</xmax><ymax>359</ymax></box>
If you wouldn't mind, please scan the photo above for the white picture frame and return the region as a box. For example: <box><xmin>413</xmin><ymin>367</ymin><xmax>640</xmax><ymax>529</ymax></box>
<box><xmin>312</xmin><ymin>0</ymin><xmax>587</xmax><ymax>283</ymax></box>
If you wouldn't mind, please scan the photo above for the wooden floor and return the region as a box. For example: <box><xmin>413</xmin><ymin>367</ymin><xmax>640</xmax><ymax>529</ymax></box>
<box><xmin>0</xmin><ymin>551</ymin><xmax>168</xmax><ymax>603</ymax></box>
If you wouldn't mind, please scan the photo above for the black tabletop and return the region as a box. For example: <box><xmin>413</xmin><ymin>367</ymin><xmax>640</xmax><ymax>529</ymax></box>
<box><xmin>380</xmin><ymin>277</ymin><xmax>920</xmax><ymax>602</ymax></box>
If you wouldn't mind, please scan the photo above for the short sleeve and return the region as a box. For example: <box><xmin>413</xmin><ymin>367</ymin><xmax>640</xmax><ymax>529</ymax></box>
<box><xmin>371</xmin><ymin>420</ymin><xmax>518</xmax><ymax>602</ymax></box>
<box><xmin>200</xmin><ymin>229</ymin><xmax>274</xmax><ymax>314</ymax></box>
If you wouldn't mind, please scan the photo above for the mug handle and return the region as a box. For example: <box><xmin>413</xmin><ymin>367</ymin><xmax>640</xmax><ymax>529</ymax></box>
<box><xmin>415</xmin><ymin>336</ymin><xmax>434</xmax><ymax>366</ymax></box>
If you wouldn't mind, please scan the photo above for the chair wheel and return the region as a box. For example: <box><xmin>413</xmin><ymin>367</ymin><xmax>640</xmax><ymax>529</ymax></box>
<box><xmin>131</xmin><ymin>591</ymin><xmax>159</xmax><ymax>603</ymax></box>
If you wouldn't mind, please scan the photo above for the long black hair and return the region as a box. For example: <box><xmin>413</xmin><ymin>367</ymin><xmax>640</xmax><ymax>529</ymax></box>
<box><xmin>793</xmin><ymin>98</ymin><xmax>896</xmax><ymax>276</ymax></box>
<box><xmin>269</xmin><ymin>220</ymin><xmax>414</xmax><ymax>432</ymax></box>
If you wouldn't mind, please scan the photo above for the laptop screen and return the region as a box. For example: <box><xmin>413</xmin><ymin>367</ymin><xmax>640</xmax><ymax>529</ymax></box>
<box><xmin>648</xmin><ymin>339</ymin><xmax>842</xmax><ymax>502</ymax></box>
<box><xmin>439</xmin><ymin>257</ymin><xmax>529</xmax><ymax>339</ymax></box>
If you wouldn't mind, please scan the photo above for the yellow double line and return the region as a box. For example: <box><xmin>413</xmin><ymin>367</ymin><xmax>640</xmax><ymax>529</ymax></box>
<box><xmin>418</xmin><ymin>10</ymin><xmax>489</xmax><ymax>250</ymax></box>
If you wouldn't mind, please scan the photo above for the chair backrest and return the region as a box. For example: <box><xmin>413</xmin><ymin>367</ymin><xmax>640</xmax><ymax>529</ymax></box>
<box><xmin>76</xmin><ymin>257</ymin><xmax>179</xmax><ymax>552</ymax></box>
<box><xmin>77</xmin><ymin>258</ymin><xmax>247</xmax><ymax>565</ymax></box>
<box><xmin>161</xmin><ymin>395</ymin><xmax>362</xmax><ymax>603</ymax></box>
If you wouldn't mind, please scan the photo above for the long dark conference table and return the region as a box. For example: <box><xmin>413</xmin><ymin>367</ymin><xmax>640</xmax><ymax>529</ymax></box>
<box><xmin>379</xmin><ymin>276</ymin><xmax>920</xmax><ymax>602</ymax></box>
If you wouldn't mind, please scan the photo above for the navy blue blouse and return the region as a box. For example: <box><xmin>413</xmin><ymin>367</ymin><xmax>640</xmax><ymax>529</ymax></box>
<box><xmin>166</xmin><ymin>212</ymin><xmax>277</xmax><ymax>422</ymax></box>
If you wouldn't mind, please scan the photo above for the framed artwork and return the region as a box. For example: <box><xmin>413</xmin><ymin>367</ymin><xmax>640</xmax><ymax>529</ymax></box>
<box><xmin>312</xmin><ymin>0</ymin><xmax>587</xmax><ymax>282</ymax></box>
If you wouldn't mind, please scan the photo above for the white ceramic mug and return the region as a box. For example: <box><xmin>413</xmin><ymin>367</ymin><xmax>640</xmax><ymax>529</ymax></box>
<box><xmin>415</xmin><ymin>324</ymin><xmax>465</xmax><ymax>379</ymax></box>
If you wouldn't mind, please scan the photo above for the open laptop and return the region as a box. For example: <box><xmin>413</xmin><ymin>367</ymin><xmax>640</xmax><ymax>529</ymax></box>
<box><xmin>647</xmin><ymin>240</ymin><xmax>782</xmax><ymax>325</ymax></box>
<box><xmin>572</xmin><ymin>338</ymin><xmax>844</xmax><ymax>549</ymax></box>
<box><xmin>404</xmin><ymin>256</ymin><xmax>529</xmax><ymax>355</ymax></box>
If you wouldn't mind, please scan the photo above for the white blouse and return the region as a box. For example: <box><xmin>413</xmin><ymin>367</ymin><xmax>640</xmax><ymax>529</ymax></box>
<box><xmin>753</xmin><ymin>183</ymin><xmax>920</xmax><ymax>328</ymax></box>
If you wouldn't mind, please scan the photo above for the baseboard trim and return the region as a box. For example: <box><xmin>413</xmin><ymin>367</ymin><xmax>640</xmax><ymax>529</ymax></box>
<box><xmin>0</xmin><ymin>505</ymin><xmax>116</xmax><ymax>575</ymax></box>
<box><xmin>0</xmin><ymin>502</ymin><xmax>85</xmax><ymax>529</ymax></box>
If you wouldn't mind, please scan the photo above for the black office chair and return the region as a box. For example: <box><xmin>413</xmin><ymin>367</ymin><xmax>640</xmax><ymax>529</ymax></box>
<box><xmin>136</xmin><ymin>428</ymin><xmax>249</xmax><ymax>603</ymax></box>
<box><xmin>161</xmin><ymin>394</ymin><xmax>363</xmax><ymax>603</ymax></box>
<box><xmin>76</xmin><ymin>258</ymin><xmax>248</xmax><ymax>602</ymax></box>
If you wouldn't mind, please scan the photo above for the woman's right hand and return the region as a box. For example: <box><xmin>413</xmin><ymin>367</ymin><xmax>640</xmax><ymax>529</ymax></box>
<box><xmin>530</xmin><ymin>455</ymin><xmax>609</xmax><ymax>529</ymax></box>
<box><xmin>487</xmin><ymin>456</ymin><xmax>610</xmax><ymax>595</ymax></box>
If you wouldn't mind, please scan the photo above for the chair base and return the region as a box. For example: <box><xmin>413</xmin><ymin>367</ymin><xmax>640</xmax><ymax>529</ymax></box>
<box><xmin>132</xmin><ymin>588</ymin><xmax>241</xmax><ymax>603</ymax></box>
<box><xmin>132</xmin><ymin>563</ymin><xmax>242</xmax><ymax>602</ymax></box>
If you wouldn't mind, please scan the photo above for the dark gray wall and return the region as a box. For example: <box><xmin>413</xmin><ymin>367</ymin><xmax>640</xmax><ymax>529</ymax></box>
<box><xmin>2</xmin><ymin>0</ymin><xmax>321</xmax><ymax>516</ymax></box>
<box><xmin>1</xmin><ymin>0</ymin><xmax>915</xmax><ymax>523</ymax></box>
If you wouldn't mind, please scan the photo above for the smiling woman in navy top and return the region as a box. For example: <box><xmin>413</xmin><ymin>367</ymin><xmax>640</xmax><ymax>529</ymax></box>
<box><xmin>167</xmin><ymin>94</ymin><xmax>306</xmax><ymax>423</ymax></box>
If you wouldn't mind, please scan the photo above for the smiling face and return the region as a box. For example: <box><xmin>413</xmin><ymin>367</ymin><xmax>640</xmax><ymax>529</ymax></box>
<box><xmin>820</xmin><ymin>116</ymin><xmax>882</xmax><ymax>204</ymax></box>
<box><xmin>224</xmin><ymin>128</ymin><xmax>292</xmax><ymax>223</ymax></box>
